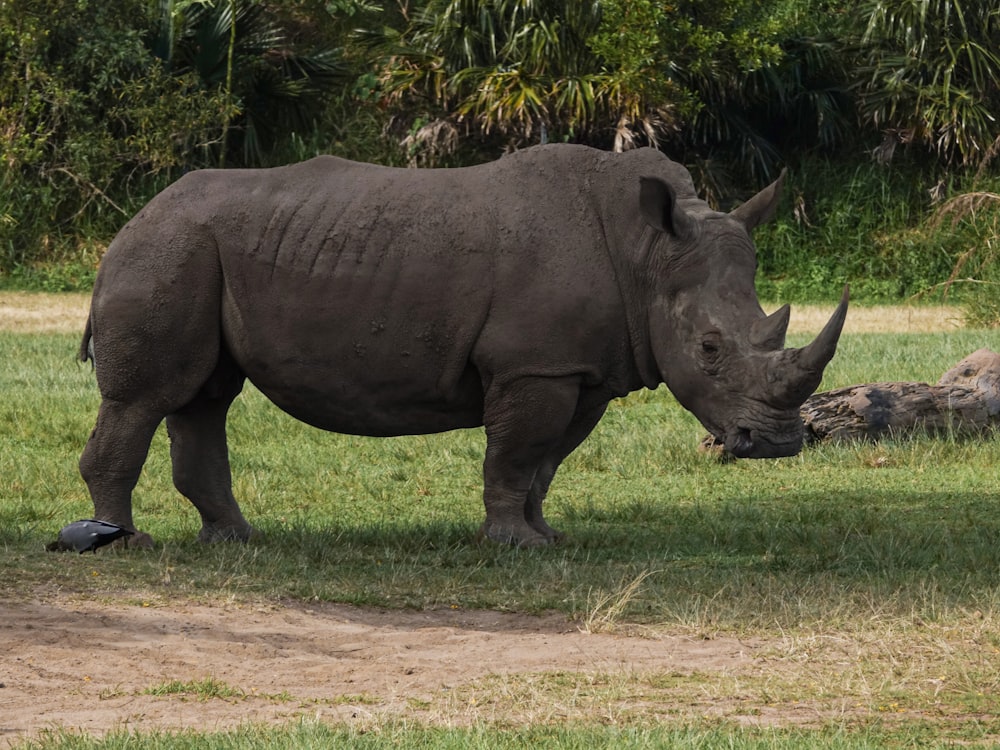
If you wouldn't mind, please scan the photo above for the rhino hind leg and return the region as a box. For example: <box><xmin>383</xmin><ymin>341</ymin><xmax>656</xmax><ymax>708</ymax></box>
<box><xmin>79</xmin><ymin>400</ymin><xmax>164</xmax><ymax>549</ymax></box>
<box><xmin>166</xmin><ymin>349</ymin><xmax>251</xmax><ymax>543</ymax></box>
<box><xmin>523</xmin><ymin>465</ymin><xmax>561</xmax><ymax>542</ymax></box>
<box><xmin>81</xmin><ymin>241</ymin><xmax>237</xmax><ymax>545</ymax></box>
<box><xmin>479</xmin><ymin>376</ymin><xmax>597</xmax><ymax>547</ymax></box>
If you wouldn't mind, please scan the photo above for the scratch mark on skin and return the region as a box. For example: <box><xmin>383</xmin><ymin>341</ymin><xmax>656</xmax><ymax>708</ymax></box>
<box><xmin>270</xmin><ymin>201</ymin><xmax>309</xmax><ymax>279</ymax></box>
<box><xmin>355</xmin><ymin>193</ymin><xmax>390</xmax><ymax>267</ymax></box>
<box><xmin>307</xmin><ymin>198</ymin><xmax>356</xmax><ymax>279</ymax></box>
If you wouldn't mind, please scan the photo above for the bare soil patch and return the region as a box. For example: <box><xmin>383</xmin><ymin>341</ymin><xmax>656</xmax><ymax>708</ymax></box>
<box><xmin>769</xmin><ymin>300</ymin><xmax>965</xmax><ymax>334</ymax></box>
<box><xmin>1</xmin><ymin>596</ymin><xmax>764</xmax><ymax>742</ymax></box>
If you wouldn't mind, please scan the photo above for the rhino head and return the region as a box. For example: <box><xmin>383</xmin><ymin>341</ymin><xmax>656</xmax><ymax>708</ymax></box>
<box><xmin>640</xmin><ymin>169</ymin><xmax>848</xmax><ymax>458</ymax></box>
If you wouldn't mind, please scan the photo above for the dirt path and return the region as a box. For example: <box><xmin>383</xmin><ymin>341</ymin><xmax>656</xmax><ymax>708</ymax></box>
<box><xmin>2</xmin><ymin>597</ymin><xmax>767</xmax><ymax>742</ymax></box>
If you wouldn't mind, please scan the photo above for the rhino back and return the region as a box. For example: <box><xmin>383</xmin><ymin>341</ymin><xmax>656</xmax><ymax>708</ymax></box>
<box><xmin>101</xmin><ymin>147</ymin><xmax>651</xmax><ymax>435</ymax></box>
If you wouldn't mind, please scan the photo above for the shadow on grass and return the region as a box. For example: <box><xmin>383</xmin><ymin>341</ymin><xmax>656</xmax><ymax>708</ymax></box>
<box><xmin>7</xmin><ymin>489</ymin><xmax>1000</xmax><ymax>626</ymax></box>
<box><xmin>189</xmin><ymin>490</ymin><xmax>1000</xmax><ymax>618</ymax></box>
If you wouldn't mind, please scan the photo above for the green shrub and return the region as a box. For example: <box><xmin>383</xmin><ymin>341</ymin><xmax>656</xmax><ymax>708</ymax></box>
<box><xmin>0</xmin><ymin>0</ymin><xmax>361</xmax><ymax>280</ymax></box>
<box><xmin>0</xmin><ymin>0</ymin><xmax>230</xmax><ymax>276</ymax></box>
<box><xmin>754</xmin><ymin>156</ymin><xmax>1000</xmax><ymax>306</ymax></box>
<box><xmin>923</xmin><ymin>191</ymin><xmax>1000</xmax><ymax>326</ymax></box>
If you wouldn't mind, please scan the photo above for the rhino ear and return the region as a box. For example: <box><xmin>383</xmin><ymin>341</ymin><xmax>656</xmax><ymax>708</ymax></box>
<box><xmin>731</xmin><ymin>168</ymin><xmax>787</xmax><ymax>231</ymax></box>
<box><xmin>639</xmin><ymin>176</ymin><xmax>696</xmax><ymax>240</ymax></box>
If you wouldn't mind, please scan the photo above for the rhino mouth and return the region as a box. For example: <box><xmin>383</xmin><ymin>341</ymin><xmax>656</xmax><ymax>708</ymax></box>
<box><xmin>722</xmin><ymin>426</ymin><xmax>803</xmax><ymax>459</ymax></box>
<box><xmin>725</xmin><ymin>428</ymin><xmax>755</xmax><ymax>458</ymax></box>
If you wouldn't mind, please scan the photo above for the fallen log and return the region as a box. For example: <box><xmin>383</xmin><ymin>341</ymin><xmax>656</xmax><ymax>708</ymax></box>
<box><xmin>801</xmin><ymin>348</ymin><xmax>1000</xmax><ymax>444</ymax></box>
<box><xmin>702</xmin><ymin>348</ymin><xmax>1000</xmax><ymax>453</ymax></box>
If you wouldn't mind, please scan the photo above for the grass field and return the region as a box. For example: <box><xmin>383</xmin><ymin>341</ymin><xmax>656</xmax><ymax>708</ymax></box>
<box><xmin>3</xmin><ymin>296</ymin><xmax>1000</xmax><ymax>747</ymax></box>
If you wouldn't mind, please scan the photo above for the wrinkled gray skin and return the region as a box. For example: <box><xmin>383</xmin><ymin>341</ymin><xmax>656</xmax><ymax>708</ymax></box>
<box><xmin>79</xmin><ymin>144</ymin><xmax>848</xmax><ymax>547</ymax></box>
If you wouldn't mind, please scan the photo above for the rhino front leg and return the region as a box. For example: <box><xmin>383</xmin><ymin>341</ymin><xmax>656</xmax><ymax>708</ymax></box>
<box><xmin>524</xmin><ymin>399</ymin><xmax>610</xmax><ymax>542</ymax></box>
<box><xmin>79</xmin><ymin>399</ymin><xmax>162</xmax><ymax>549</ymax></box>
<box><xmin>166</xmin><ymin>365</ymin><xmax>251</xmax><ymax>543</ymax></box>
<box><xmin>480</xmin><ymin>376</ymin><xmax>585</xmax><ymax>547</ymax></box>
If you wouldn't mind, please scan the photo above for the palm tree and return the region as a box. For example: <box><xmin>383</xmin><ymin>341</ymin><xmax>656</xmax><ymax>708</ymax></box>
<box><xmin>852</xmin><ymin>0</ymin><xmax>1000</xmax><ymax>168</ymax></box>
<box><xmin>375</xmin><ymin>0</ymin><xmax>854</xmax><ymax>186</ymax></box>
<box><xmin>151</xmin><ymin>0</ymin><xmax>348</xmax><ymax>166</ymax></box>
<box><xmin>377</xmin><ymin>0</ymin><xmax>613</xmax><ymax>151</ymax></box>
<box><xmin>682</xmin><ymin>35</ymin><xmax>854</xmax><ymax>185</ymax></box>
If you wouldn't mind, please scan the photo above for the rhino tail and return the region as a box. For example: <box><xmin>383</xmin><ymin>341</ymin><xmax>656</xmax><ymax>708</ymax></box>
<box><xmin>80</xmin><ymin>313</ymin><xmax>94</xmax><ymax>365</ymax></box>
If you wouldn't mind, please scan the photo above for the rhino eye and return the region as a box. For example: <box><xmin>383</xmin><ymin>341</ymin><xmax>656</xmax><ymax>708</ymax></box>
<box><xmin>699</xmin><ymin>334</ymin><xmax>722</xmax><ymax>373</ymax></box>
<box><xmin>700</xmin><ymin>334</ymin><xmax>721</xmax><ymax>357</ymax></box>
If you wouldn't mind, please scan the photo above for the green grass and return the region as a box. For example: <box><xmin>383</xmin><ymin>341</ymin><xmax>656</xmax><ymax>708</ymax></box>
<box><xmin>4</xmin><ymin>328</ymin><xmax>1000</xmax><ymax>626</ymax></box>
<box><xmin>753</xmin><ymin>160</ymin><xmax>1000</xmax><ymax>307</ymax></box>
<box><xmin>16</xmin><ymin>720</ymin><xmax>1000</xmax><ymax>750</ymax></box>
<box><xmin>143</xmin><ymin>677</ymin><xmax>250</xmax><ymax>701</ymax></box>
<box><xmin>6</xmin><ymin>325</ymin><xmax>1000</xmax><ymax>747</ymax></box>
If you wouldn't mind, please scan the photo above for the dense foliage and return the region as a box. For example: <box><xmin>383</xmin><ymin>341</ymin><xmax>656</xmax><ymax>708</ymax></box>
<box><xmin>854</xmin><ymin>0</ymin><xmax>1000</xmax><ymax>169</ymax></box>
<box><xmin>376</xmin><ymin>0</ymin><xmax>851</xmax><ymax>182</ymax></box>
<box><xmin>1</xmin><ymin>0</ymin><xmax>999</xmax><ymax>311</ymax></box>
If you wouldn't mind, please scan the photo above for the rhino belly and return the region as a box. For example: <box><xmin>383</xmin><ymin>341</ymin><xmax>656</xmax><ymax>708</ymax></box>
<box><xmin>221</xmin><ymin>296</ymin><xmax>486</xmax><ymax>438</ymax></box>
<box><xmin>247</xmin><ymin>361</ymin><xmax>486</xmax><ymax>437</ymax></box>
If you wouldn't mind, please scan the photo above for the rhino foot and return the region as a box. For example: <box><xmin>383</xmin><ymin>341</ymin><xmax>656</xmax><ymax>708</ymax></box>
<box><xmin>102</xmin><ymin>531</ymin><xmax>154</xmax><ymax>550</ymax></box>
<box><xmin>542</xmin><ymin>530</ymin><xmax>565</xmax><ymax>545</ymax></box>
<box><xmin>197</xmin><ymin>522</ymin><xmax>256</xmax><ymax>544</ymax></box>
<box><xmin>527</xmin><ymin>518</ymin><xmax>565</xmax><ymax>545</ymax></box>
<box><xmin>476</xmin><ymin>521</ymin><xmax>552</xmax><ymax>548</ymax></box>
<box><xmin>123</xmin><ymin>531</ymin><xmax>155</xmax><ymax>550</ymax></box>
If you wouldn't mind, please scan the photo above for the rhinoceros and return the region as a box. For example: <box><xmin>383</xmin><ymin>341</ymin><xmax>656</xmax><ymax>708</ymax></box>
<box><xmin>79</xmin><ymin>144</ymin><xmax>847</xmax><ymax>548</ymax></box>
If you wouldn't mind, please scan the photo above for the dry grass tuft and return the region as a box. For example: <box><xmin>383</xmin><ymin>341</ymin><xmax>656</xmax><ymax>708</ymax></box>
<box><xmin>0</xmin><ymin>291</ymin><xmax>90</xmax><ymax>334</ymax></box>
<box><xmin>580</xmin><ymin>569</ymin><xmax>659</xmax><ymax>634</ymax></box>
<box><xmin>773</xmin><ymin>302</ymin><xmax>964</xmax><ymax>335</ymax></box>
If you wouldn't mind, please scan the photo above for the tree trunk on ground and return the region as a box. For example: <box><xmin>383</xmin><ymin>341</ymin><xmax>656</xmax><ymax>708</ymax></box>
<box><xmin>701</xmin><ymin>349</ymin><xmax>1000</xmax><ymax>453</ymax></box>
<box><xmin>804</xmin><ymin>348</ymin><xmax>1000</xmax><ymax>443</ymax></box>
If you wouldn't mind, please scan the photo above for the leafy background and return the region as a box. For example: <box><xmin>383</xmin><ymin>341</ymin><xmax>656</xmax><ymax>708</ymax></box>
<box><xmin>2</xmin><ymin>0</ymin><xmax>1000</xmax><ymax>316</ymax></box>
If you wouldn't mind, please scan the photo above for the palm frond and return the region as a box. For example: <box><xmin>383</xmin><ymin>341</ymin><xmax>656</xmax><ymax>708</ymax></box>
<box><xmin>854</xmin><ymin>0</ymin><xmax>1000</xmax><ymax>167</ymax></box>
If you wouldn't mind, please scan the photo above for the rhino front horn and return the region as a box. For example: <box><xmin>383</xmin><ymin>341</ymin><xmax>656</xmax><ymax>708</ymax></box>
<box><xmin>774</xmin><ymin>286</ymin><xmax>850</xmax><ymax>405</ymax></box>
<box><xmin>800</xmin><ymin>285</ymin><xmax>850</xmax><ymax>372</ymax></box>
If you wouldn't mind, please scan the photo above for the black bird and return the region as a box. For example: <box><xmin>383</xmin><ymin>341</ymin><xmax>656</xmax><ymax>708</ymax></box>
<box><xmin>48</xmin><ymin>519</ymin><xmax>134</xmax><ymax>553</ymax></box>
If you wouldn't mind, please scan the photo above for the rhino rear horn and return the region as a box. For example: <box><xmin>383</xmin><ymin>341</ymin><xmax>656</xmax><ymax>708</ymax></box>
<box><xmin>751</xmin><ymin>304</ymin><xmax>790</xmax><ymax>350</ymax></box>
<box><xmin>731</xmin><ymin>168</ymin><xmax>787</xmax><ymax>230</ymax></box>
